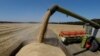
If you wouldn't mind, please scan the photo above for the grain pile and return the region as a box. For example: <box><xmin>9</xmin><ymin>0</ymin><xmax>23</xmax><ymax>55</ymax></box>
<box><xmin>16</xmin><ymin>43</ymin><xmax>66</xmax><ymax>56</ymax></box>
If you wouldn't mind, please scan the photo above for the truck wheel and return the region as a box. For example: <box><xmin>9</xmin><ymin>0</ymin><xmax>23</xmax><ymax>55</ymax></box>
<box><xmin>89</xmin><ymin>40</ymin><xmax>99</xmax><ymax>52</ymax></box>
<box><xmin>61</xmin><ymin>38</ymin><xmax>69</xmax><ymax>45</ymax></box>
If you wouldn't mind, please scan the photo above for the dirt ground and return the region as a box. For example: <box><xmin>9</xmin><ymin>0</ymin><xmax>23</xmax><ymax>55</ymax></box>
<box><xmin>48</xmin><ymin>24</ymin><xmax>85</xmax><ymax>35</ymax></box>
<box><xmin>0</xmin><ymin>23</ymin><xmax>99</xmax><ymax>56</ymax></box>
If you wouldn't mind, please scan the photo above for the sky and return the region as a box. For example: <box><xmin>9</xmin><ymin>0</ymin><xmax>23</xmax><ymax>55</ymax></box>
<box><xmin>0</xmin><ymin>0</ymin><xmax>100</xmax><ymax>22</ymax></box>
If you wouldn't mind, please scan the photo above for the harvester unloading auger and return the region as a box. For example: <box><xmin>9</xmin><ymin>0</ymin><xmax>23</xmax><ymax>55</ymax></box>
<box><xmin>16</xmin><ymin>5</ymin><xmax>100</xmax><ymax>56</ymax></box>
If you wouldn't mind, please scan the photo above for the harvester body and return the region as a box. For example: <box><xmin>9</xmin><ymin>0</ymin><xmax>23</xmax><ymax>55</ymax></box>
<box><xmin>81</xmin><ymin>23</ymin><xmax>100</xmax><ymax>52</ymax></box>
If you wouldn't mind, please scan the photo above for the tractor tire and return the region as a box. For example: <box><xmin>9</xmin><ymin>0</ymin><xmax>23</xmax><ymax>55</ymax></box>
<box><xmin>62</xmin><ymin>38</ymin><xmax>69</xmax><ymax>45</ymax></box>
<box><xmin>89</xmin><ymin>40</ymin><xmax>99</xmax><ymax>52</ymax></box>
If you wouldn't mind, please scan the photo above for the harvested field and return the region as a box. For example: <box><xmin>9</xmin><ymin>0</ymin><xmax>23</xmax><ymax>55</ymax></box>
<box><xmin>48</xmin><ymin>24</ymin><xmax>85</xmax><ymax>35</ymax></box>
<box><xmin>0</xmin><ymin>23</ymin><xmax>99</xmax><ymax>56</ymax></box>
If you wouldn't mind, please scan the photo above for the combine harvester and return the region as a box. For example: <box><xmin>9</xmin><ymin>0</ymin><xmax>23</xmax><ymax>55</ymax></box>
<box><xmin>16</xmin><ymin>5</ymin><xmax>100</xmax><ymax>56</ymax></box>
<box><xmin>59</xmin><ymin>23</ymin><xmax>100</xmax><ymax>52</ymax></box>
